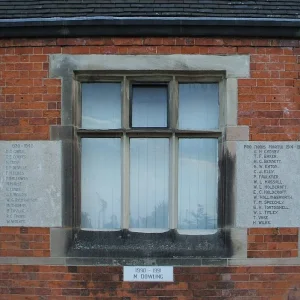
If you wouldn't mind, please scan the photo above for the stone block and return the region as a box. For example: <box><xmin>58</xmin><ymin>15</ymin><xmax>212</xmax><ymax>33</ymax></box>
<box><xmin>0</xmin><ymin>141</ymin><xmax>62</xmax><ymax>227</ymax></box>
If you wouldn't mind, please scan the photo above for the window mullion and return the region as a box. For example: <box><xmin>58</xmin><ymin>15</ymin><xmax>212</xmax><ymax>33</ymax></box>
<box><xmin>123</xmin><ymin>76</ymin><xmax>129</xmax><ymax>129</ymax></box>
<box><xmin>169</xmin><ymin>77</ymin><xmax>178</xmax><ymax>229</ymax></box>
<box><xmin>169</xmin><ymin>134</ymin><xmax>178</xmax><ymax>229</ymax></box>
<box><xmin>170</xmin><ymin>76</ymin><xmax>177</xmax><ymax>128</ymax></box>
<box><xmin>122</xmin><ymin>134</ymin><xmax>130</xmax><ymax>229</ymax></box>
<box><xmin>122</xmin><ymin>76</ymin><xmax>130</xmax><ymax>229</ymax></box>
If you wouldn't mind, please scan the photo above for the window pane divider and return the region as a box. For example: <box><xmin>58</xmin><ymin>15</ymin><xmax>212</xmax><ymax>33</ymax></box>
<box><xmin>122</xmin><ymin>76</ymin><xmax>129</xmax><ymax>229</ymax></box>
<box><xmin>77</xmin><ymin>129</ymin><xmax>222</xmax><ymax>138</ymax></box>
<box><xmin>77</xmin><ymin>129</ymin><xmax>124</xmax><ymax>137</ymax></box>
<box><xmin>127</xmin><ymin>131</ymin><xmax>172</xmax><ymax>138</ymax></box>
<box><xmin>122</xmin><ymin>134</ymin><xmax>130</xmax><ymax>229</ymax></box>
<box><xmin>169</xmin><ymin>77</ymin><xmax>178</xmax><ymax>229</ymax></box>
<box><xmin>174</xmin><ymin>130</ymin><xmax>222</xmax><ymax>137</ymax></box>
<box><xmin>169</xmin><ymin>134</ymin><xmax>178</xmax><ymax>229</ymax></box>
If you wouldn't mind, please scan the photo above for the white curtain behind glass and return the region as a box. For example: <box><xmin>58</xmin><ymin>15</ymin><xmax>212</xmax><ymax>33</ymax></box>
<box><xmin>81</xmin><ymin>138</ymin><xmax>121</xmax><ymax>230</ymax></box>
<box><xmin>178</xmin><ymin>139</ymin><xmax>218</xmax><ymax>229</ymax></box>
<box><xmin>130</xmin><ymin>138</ymin><xmax>169</xmax><ymax>229</ymax></box>
<box><xmin>132</xmin><ymin>86</ymin><xmax>168</xmax><ymax>127</ymax></box>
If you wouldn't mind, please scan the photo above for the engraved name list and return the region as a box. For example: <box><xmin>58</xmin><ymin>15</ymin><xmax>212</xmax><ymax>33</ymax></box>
<box><xmin>0</xmin><ymin>141</ymin><xmax>62</xmax><ymax>227</ymax></box>
<box><xmin>4</xmin><ymin>143</ymin><xmax>35</xmax><ymax>225</ymax></box>
<box><xmin>237</xmin><ymin>142</ymin><xmax>300</xmax><ymax>228</ymax></box>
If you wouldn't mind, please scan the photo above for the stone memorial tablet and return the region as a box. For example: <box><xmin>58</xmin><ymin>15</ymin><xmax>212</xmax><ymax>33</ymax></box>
<box><xmin>0</xmin><ymin>141</ymin><xmax>62</xmax><ymax>227</ymax></box>
<box><xmin>236</xmin><ymin>142</ymin><xmax>300</xmax><ymax>228</ymax></box>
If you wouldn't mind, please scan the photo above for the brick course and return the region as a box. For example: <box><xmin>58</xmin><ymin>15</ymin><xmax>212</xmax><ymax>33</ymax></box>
<box><xmin>1</xmin><ymin>37</ymin><xmax>300</xmax><ymax>141</ymax></box>
<box><xmin>1</xmin><ymin>265</ymin><xmax>300</xmax><ymax>299</ymax></box>
<box><xmin>247</xmin><ymin>228</ymin><xmax>299</xmax><ymax>258</ymax></box>
<box><xmin>0</xmin><ymin>227</ymin><xmax>50</xmax><ymax>257</ymax></box>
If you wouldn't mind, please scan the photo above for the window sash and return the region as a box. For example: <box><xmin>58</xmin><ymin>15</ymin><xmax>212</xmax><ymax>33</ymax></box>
<box><xmin>79</xmin><ymin>135</ymin><xmax>219</xmax><ymax>231</ymax></box>
<box><xmin>77</xmin><ymin>75</ymin><xmax>221</xmax><ymax>232</ymax></box>
<box><xmin>76</xmin><ymin>75</ymin><xmax>222</xmax><ymax>131</ymax></box>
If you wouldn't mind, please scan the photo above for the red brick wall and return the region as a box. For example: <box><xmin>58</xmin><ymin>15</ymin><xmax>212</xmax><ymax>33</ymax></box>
<box><xmin>1</xmin><ymin>37</ymin><xmax>300</xmax><ymax>297</ymax></box>
<box><xmin>1</xmin><ymin>37</ymin><xmax>300</xmax><ymax>141</ymax></box>
<box><xmin>248</xmin><ymin>228</ymin><xmax>298</xmax><ymax>258</ymax></box>
<box><xmin>1</xmin><ymin>37</ymin><xmax>299</xmax><ymax>257</ymax></box>
<box><xmin>1</xmin><ymin>265</ymin><xmax>300</xmax><ymax>299</ymax></box>
<box><xmin>0</xmin><ymin>227</ymin><xmax>50</xmax><ymax>257</ymax></box>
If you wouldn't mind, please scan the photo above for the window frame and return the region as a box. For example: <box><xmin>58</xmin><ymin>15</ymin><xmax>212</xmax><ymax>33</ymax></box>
<box><xmin>75</xmin><ymin>72</ymin><xmax>223</xmax><ymax>233</ymax></box>
<box><xmin>49</xmin><ymin>53</ymin><xmax>251</xmax><ymax>261</ymax></box>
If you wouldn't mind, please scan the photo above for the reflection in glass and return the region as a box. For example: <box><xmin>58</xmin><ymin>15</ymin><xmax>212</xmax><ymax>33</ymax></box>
<box><xmin>178</xmin><ymin>139</ymin><xmax>218</xmax><ymax>229</ymax></box>
<box><xmin>178</xmin><ymin>83</ymin><xmax>219</xmax><ymax>130</ymax></box>
<box><xmin>81</xmin><ymin>138</ymin><xmax>121</xmax><ymax>229</ymax></box>
<box><xmin>130</xmin><ymin>138</ymin><xmax>169</xmax><ymax>229</ymax></box>
<box><xmin>82</xmin><ymin>83</ymin><xmax>121</xmax><ymax>129</ymax></box>
<box><xmin>131</xmin><ymin>85</ymin><xmax>168</xmax><ymax>127</ymax></box>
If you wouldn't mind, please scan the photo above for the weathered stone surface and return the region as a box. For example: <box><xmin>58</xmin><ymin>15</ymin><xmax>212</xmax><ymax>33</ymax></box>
<box><xmin>0</xmin><ymin>141</ymin><xmax>62</xmax><ymax>227</ymax></box>
<box><xmin>236</xmin><ymin>142</ymin><xmax>300</xmax><ymax>228</ymax></box>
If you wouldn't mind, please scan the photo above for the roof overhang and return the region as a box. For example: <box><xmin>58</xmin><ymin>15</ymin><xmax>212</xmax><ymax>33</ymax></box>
<box><xmin>0</xmin><ymin>17</ymin><xmax>300</xmax><ymax>38</ymax></box>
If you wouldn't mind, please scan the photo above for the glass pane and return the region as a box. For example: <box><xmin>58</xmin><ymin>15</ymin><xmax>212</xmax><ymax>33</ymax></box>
<box><xmin>131</xmin><ymin>85</ymin><xmax>168</xmax><ymax>127</ymax></box>
<box><xmin>130</xmin><ymin>138</ymin><xmax>169</xmax><ymax>229</ymax></box>
<box><xmin>178</xmin><ymin>139</ymin><xmax>218</xmax><ymax>230</ymax></box>
<box><xmin>81</xmin><ymin>138</ymin><xmax>121</xmax><ymax>230</ymax></box>
<box><xmin>81</xmin><ymin>83</ymin><xmax>121</xmax><ymax>129</ymax></box>
<box><xmin>178</xmin><ymin>83</ymin><xmax>219</xmax><ymax>130</ymax></box>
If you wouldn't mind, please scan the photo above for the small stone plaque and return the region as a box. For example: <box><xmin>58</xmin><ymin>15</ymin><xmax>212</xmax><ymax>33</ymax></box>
<box><xmin>236</xmin><ymin>142</ymin><xmax>300</xmax><ymax>227</ymax></box>
<box><xmin>0</xmin><ymin>141</ymin><xmax>62</xmax><ymax>227</ymax></box>
<box><xmin>123</xmin><ymin>266</ymin><xmax>174</xmax><ymax>282</ymax></box>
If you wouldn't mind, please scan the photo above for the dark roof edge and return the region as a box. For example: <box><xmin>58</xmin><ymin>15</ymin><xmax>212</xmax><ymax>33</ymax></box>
<box><xmin>1</xmin><ymin>17</ymin><xmax>300</xmax><ymax>38</ymax></box>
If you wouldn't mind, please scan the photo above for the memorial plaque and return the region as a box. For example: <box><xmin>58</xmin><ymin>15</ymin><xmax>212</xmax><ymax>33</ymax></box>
<box><xmin>236</xmin><ymin>142</ymin><xmax>300</xmax><ymax>227</ymax></box>
<box><xmin>0</xmin><ymin>141</ymin><xmax>62</xmax><ymax>227</ymax></box>
<box><xmin>123</xmin><ymin>266</ymin><xmax>173</xmax><ymax>282</ymax></box>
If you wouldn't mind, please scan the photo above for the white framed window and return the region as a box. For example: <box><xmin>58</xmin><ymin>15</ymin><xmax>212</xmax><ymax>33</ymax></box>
<box><xmin>77</xmin><ymin>74</ymin><xmax>221</xmax><ymax>233</ymax></box>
